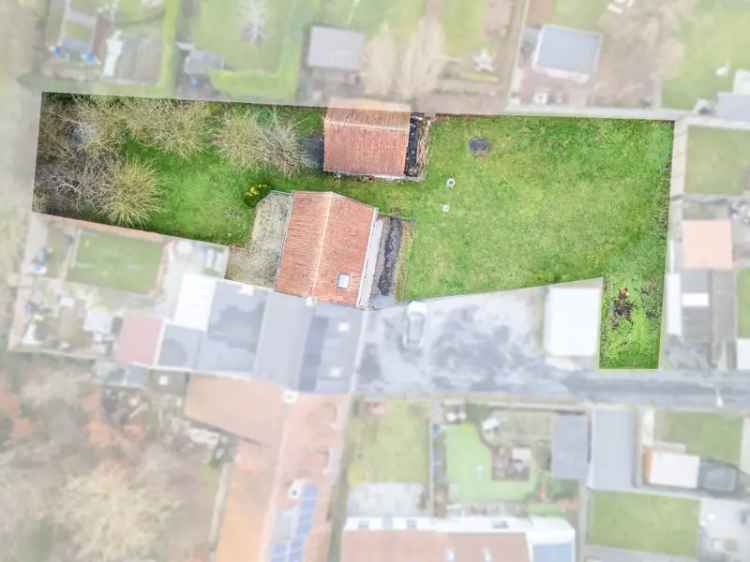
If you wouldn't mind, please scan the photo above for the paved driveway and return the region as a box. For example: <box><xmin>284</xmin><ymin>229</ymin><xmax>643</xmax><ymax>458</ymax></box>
<box><xmin>700</xmin><ymin>498</ymin><xmax>750</xmax><ymax>562</ymax></box>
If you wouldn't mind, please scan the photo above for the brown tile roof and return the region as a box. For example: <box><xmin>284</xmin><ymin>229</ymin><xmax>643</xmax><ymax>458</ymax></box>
<box><xmin>341</xmin><ymin>529</ymin><xmax>530</xmax><ymax>562</ymax></box>
<box><xmin>113</xmin><ymin>313</ymin><xmax>163</xmax><ymax>366</ymax></box>
<box><xmin>275</xmin><ymin>192</ymin><xmax>376</xmax><ymax>306</ymax></box>
<box><xmin>183</xmin><ymin>376</ymin><xmax>350</xmax><ymax>562</ymax></box>
<box><xmin>324</xmin><ymin>99</ymin><xmax>412</xmax><ymax>177</ymax></box>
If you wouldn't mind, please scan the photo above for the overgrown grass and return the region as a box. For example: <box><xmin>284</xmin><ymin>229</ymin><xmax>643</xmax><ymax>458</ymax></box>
<box><xmin>655</xmin><ymin>410</ymin><xmax>744</xmax><ymax>465</ymax></box>
<box><xmin>589</xmin><ymin>492</ymin><xmax>700</xmax><ymax>557</ymax></box>
<box><xmin>739</xmin><ymin>270</ymin><xmax>750</xmax><ymax>337</ymax></box>
<box><xmin>686</xmin><ymin>126</ymin><xmax>750</xmax><ymax>195</ymax></box>
<box><xmin>50</xmin><ymin>99</ymin><xmax>672</xmax><ymax>369</ymax></box>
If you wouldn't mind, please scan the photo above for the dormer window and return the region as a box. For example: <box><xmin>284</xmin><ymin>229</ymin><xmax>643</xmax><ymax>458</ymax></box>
<box><xmin>336</xmin><ymin>273</ymin><xmax>351</xmax><ymax>289</ymax></box>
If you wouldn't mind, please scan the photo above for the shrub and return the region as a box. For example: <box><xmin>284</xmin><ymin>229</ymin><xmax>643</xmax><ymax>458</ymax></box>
<box><xmin>243</xmin><ymin>183</ymin><xmax>271</xmax><ymax>208</ymax></box>
<box><xmin>71</xmin><ymin>96</ymin><xmax>127</xmax><ymax>157</ymax></box>
<box><xmin>122</xmin><ymin>98</ymin><xmax>212</xmax><ymax>159</ymax></box>
<box><xmin>213</xmin><ymin>111</ymin><xmax>266</xmax><ymax>169</ymax></box>
<box><xmin>102</xmin><ymin>160</ymin><xmax>161</xmax><ymax>226</ymax></box>
<box><xmin>261</xmin><ymin>113</ymin><xmax>310</xmax><ymax>178</ymax></box>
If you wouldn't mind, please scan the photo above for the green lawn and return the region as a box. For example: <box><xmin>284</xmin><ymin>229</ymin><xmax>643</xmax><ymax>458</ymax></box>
<box><xmin>192</xmin><ymin>0</ymin><xmax>320</xmax><ymax>99</ymax></box>
<box><xmin>739</xmin><ymin>270</ymin><xmax>750</xmax><ymax>337</ymax></box>
<box><xmin>444</xmin><ymin>423</ymin><xmax>540</xmax><ymax>504</ymax></box>
<box><xmin>664</xmin><ymin>2</ymin><xmax>750</xmax><ymax>110</ymax></box>
<box><xmin>66</xmin><ymin>230</ymin><xmax>164</xmax><ymax>294</ymax></box>
<box><xmin>655</xmin><ymin>410</ymin><xmax>744</xmax><ymax>465</ymax></box>
<box><xmin>551</xmin><ymin>0</ymin><xmax>608</xmax><ymax>29</ymax></box>
<box><xmin>686</xmin><ymin>126</ymin><xmax>750</xmax><ymax>195</ymax></box>
<box><xmin>589</xmin><ymin>491</ymin><xmax>700</xmax><ymax>557</ymax></box>
<box><xmin>346</xmin><ymin>401</ymin><xmax>430</xmax><ymax>485</ymax></box>
<box><xmin>318</xmin><ymin>0</ymin><xmax>425</xmax><ymax>41</ymax></box>
<box><xmin>441</xmin><ymin>0</ymin><xmax>490</xmax><ymax>57</ymax></box>
<box><xmin>62</xmin><ymin>101</ymin><xmax>673</xmax><ymax>369</ymax></box>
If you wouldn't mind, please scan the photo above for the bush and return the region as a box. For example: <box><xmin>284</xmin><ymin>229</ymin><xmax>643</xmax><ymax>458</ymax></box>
<box><xmin>102</xmin><ymin>160</ymin><xmax>161</xmax><ymax>226</ymax></box>
<box><xmin>213</xmin><ymin>111</ymin><xmax>266</xmax><ymax>170</ymax></box>
<box><xmin>71</xmin><ymin>96</ymin><xmax>127</xmax><ymax>157</ymax></box>
<box><xmin>243</xmin><ymin>183</ymin><xmax>271</xmax><ymax>208</ymax></box>
<box><xmin>122</xmin><ymin>98</ymin><xmax>211</xmax><ymax>159</ymax></box>
<box><xmin>262</xmin><ymin>113</ymin><xmax>310</xmax><ymax>178</ymax></box>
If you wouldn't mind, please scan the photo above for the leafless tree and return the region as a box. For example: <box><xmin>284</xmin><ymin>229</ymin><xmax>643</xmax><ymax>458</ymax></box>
<box><xmin>213</xmin><ymin>110</ymin><xmax>266</xmax><ymax>169</ymax></box>
<box><xmin>122</xmin><ymin>98</ymin><xmax>212</xmax><ymax>159</ymax></box>
<box><xmin>396</xmin><ymin>16</ymin><xmax>446</xmax><ymax>100</ymax></box>
<box><xmin>261</xmin><ymin>112</ymin><xmax>310</xmax><ymax>177</ymax></box>
<box><xmin>361</xmin><ymin>26</ymin><xmax>398</xmax><ymax>97</ymax></box>
<box><xmin>55</xmin><ymin>462</ymin><xmax>181</xmax><ymax>562</ymax></box>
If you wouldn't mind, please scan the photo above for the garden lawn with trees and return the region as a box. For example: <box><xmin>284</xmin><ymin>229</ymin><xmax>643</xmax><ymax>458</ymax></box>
<box><xmin>34</xmin><ymin>96</ymin><xmax>672</xmax><ymax>369</ymax></box>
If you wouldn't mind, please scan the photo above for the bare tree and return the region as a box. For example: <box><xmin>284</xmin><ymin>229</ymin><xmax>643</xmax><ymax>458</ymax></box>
<box><xmin>122</xmin><ymin>98</ymin><xmax>212</xmax><ymax>159</ymax></box>
<box><xmin>261</xmin><ymin>112</ymin><xmax>310</xmax><ymax>177</ymax></box>
<box><xmin>55</xmin><ymin>462</ymin><xmax>181</xmax><ymax>562</ymax></box>
<box><xmin>396</xmin><ymin>16</ymin><xmax>446</xmax><ymax>100</ymax></box>
<box><xmin>361</xmin><ymin>26</ymin><xmax>398</xmax><ymax>97</ymax></box>
<box><xmin>213</xmin><ymin>111</ymin><xmax>266</xmax><ymax>169</ymax></box>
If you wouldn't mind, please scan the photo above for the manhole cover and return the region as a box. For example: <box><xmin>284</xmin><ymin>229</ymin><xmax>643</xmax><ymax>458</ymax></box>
<box><xmin>469</xmin><ymin>137</ymin><xmax>491</xmax><ymax>156</ymax></box>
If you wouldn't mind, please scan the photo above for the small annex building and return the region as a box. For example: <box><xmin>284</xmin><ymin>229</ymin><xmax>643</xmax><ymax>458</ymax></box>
<box><xmin>323</xmin><ymin>99</ymin><xmax>413</xmax><ymax>178</ymax></box>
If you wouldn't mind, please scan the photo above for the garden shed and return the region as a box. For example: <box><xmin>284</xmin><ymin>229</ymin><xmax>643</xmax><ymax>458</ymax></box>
<box><xmin>323</xmin><ymin>99</ymin><xmax>413</xmax><ymax>178</ymax></box>
<box><xmin>307</xmin><ymin>25</ymin><xmax>365</xmax><ymax>72</ymax></box>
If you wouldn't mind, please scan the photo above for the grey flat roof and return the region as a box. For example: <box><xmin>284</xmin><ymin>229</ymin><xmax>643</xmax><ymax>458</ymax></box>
<box><xmin>307</xmin><ymin>25</ymin><xmax>365</xmax><ymax>71</ymax></box>
<box><xmin>551</xmin><ymin>414</ymin><xmax>589</xmax><ymax>481</ymax></box>
<box><xmin>298</xmin><ymin>302</ymin><xmax>363</xmax><ymax>393</ymax></box>
<box><xmin>253</xmin><ymin>291</ymin><xmax>315</xmax><ymax>388</ymax></box>
<box><xmin>536</xmin><ymin>25</ymin><xmax>602</xmax><ymax>76</ymax></box>
<box><xmin>716</xmin><ymin>92</ymin><xmax>750</xmax><ymax>121</ymax></box>
<box><xmin>589</xmin><ymin>408</ymin><xmax>636</xmax><ymax>491</ymax></box>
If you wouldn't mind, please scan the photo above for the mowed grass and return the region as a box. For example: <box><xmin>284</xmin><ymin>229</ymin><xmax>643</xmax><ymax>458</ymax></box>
<box><xmin>99</xmin><ymin>104</ymin><xmax>673</xmax><ymax>369</ymax></box>
<box><xmin>589</xmin><ymin>491</ymin><xmax>700</xmax><ymax>557</ymax></box>
<box><xmin>346</xmin><ymin>401</ymin><xmax>430</xmax><ymax>485</ymax></box>
<box><xmin>444</xmin><ymin>423</ymin><xmax>539</xmax><ymax>504</ymax></box>
<box><xmin>66</xmin><ymin>230</ymin><xmax>163</xmax><ymax>294</ymax></box>
<box><xmin>739</xmin><ymin>270</ymin><xmax>750</xmax><ymax>337</ymax></box>
<box><xmin>686</xmin><ymin>126</ymin><xmax>750</xmax><ymax>195</ymax></box>
<box><xmin>655</xmin><ymin>410</ymin><xmax>744</xmax><ymax>466</ymax></box>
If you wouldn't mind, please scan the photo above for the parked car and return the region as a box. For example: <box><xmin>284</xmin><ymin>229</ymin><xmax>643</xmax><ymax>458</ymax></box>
<box><xmin>402</xmin><ymin>301</ymin><xmax>428</xmax><ymax>350</ymax></box>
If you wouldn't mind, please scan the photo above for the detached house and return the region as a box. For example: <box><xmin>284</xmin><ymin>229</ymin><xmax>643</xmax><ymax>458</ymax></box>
<box><xmin>323</xmin><ymin>99</ymin><xmax>415</xmax><ymax>179</ymax></box>
<box><xmin>275</xmin><ymin>191</ymin><xmax>381</xmax><ymax>308</ymax></box>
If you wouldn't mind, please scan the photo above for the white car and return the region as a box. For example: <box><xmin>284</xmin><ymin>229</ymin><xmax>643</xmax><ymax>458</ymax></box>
<box><xmin>402</xmin><ymin>301</ymin><xmax>428</xmax><ymax>350</ymax></box>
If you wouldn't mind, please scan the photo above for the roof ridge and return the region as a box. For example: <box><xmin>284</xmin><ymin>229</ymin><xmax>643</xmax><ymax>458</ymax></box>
<box><xmin>309</xmin><ymin>192</ymin><xmax>334</xmax><ymax>296</ymax></box>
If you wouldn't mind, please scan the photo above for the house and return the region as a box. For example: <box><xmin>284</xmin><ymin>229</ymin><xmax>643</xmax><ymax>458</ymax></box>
<box><xmin>682</xmin><ymin>220</ymin><xmax>734</xmax><ymax>270</ymax></box>
<box><xmin>588</xmin><ymin>408</ymin><xmax>636</xmax><ymax>491</ymax></box>
<box><xmin>275</xmin><ymin>191</ymin><xmax>381</xmax><ymax>308</ymax></box>
<box><xmin>551</xmin><ymin>414</ymin><xmax>590</xmax><ymax>481</ymax></box>
<box><xmin>532</xmin><ymin>25</ymin><xmax>603</xmax><ymax>84</ymax></box>
<box><xmin>184</xmin><ymin>375</ymin><xmax>349</xmax><ymax>562</ymax></box>
<box><xmin>323</xmin><ymin>99</ymin><xmax>413</xmax><ymax>178</ymax></box>
<box><xmin>340</xmin><ymin>516</ymin><xmax>576</xmax><ymax>562</ymax></box>
<box><xmin>306</xmin><ymin>26</ymin><xmax>365</xmax><ymax>73</ymax></box>
<box><xmin>156</xmin><ymin>278</ymin><xmax>364</xmax><ymax>392</ymax></box>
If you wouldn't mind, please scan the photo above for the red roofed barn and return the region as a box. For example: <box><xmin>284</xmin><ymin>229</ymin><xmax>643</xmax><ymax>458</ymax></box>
<box><xmin>324</xmin><ymin>99</ymin><xmax>412</xmax><ymax>178</ymax></box>
<box><xmin>275</xmin><ymin>192</ymin><xmax>379</xmax><ymax>308</ymax></box>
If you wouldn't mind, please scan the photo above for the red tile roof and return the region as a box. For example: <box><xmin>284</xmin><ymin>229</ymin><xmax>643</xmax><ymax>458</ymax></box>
<box><xmin>324</xmin><ymin>99</ymin><xmax>411</xmax><ymax>177</ymax></box>
<box><xmin>183</xmin><ymin>376</ymin><xmax>350</xmax><ymax>562</ymax></box>
<box><xmin>341</xmin><ymin>529</ymin><xmax>530</xmax><ymax>562</ymax></box>
<box><xmin>113</xmin><ymin>313</ymin><xmax>163</xmax><ymax>365</ymax></box>
<box><xmin>275</xmin><ymin>192</ymin><xmax>376</xmax><ymax>306</ymax></box>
